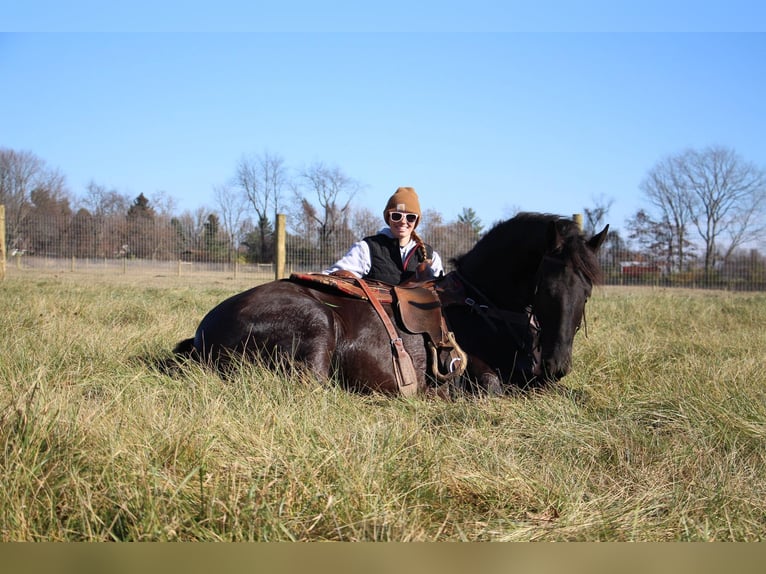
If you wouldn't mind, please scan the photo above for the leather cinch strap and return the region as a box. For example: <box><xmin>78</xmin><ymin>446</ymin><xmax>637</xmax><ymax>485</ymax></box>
<box><xmin>355</xmin><ymin>277</ymin><xmax>419</xmax><ymax>397</ymax></box>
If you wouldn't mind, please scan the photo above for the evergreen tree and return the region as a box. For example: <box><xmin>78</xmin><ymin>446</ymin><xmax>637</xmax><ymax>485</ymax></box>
<box><xmin>127</xmin><ymin>193</ymin><xmax>156</xmax><ymax>220</ymax></box>
<box><xmin>125</xmin><ymin>193</ymin><xmax>156</xmax><ymax>258</ymax></box>
<box><xmin>457</xmin><ymin>207</ymin><xmax>483</xmax><ymax>237</ymax></box>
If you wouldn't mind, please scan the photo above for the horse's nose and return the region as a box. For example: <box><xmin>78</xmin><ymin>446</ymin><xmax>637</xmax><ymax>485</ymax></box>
<box><xmin>543</xmin><ymin>358</ymin><xmax>571</xmax><ymax>381</ymax></box>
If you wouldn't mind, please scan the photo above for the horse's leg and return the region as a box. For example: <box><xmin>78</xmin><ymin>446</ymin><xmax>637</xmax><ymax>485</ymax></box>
<box><xmin>257</xmin><ymin>303</ymin><xmax>338</xmax><ymax>380</ymax></box>
<box><xmin>291</xmin><ymin>332</ymin><xmax>336</xmax><ymax>379</ymax></box>
<box><xmin>465</xmin><ymin>356</ymin><xmax>504</xmax><ymax>396</ymax></box>
<box><xmin>333</xmin><ymin>302</ymin><xmax>427</xmax><ymax>395</ymax></box>
<box><xmin>286</xmin><ymin>302</ymin><xmax>409</xmax><ymax>395</ymax></box>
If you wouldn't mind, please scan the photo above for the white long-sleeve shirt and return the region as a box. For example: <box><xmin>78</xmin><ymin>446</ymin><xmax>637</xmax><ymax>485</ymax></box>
<box><xmin>324</xmin><ymin>227</ymin><xmax>444</xmax><ymax>279</ymax></box>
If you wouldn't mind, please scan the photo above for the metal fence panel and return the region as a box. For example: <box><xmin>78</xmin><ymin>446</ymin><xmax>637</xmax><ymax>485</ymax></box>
<box><xmin>3</xmin><ymin>210</ymin><xmax>765</xmax><ymax>290</ymax></box>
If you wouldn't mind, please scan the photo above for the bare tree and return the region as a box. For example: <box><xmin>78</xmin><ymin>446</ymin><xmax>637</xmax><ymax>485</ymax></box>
<box><xmin>80</xmin><ymin>181</ymin><xmax>130</xmax><ymax>218</ymax></box>
<box><xmin>417</xmin><ymin>209</ymin><xmax>444</xmax><ymax>242</ymax></box>
<box><xmin>678</xmin><ymin>146</ymin><xmax>766</xmax><ymax>273</ymax></box>
<box><xmin>640</xmin><ymin>146</ymin><xmax>766</xmax><ymax>276</ymax></box>
<box><xmin>640</xmin><ymin>155</ymin><xmax>695</xmax><ymax>273</ymax></box>
<box><xmin>236</xmin><ymin>151</ymin><xmax>287</xmax><ymax>262</ymax></box>
<box><xmin>419</xmin><ymin>209</ymin><xmax>455</xmax><ymax>263</ymax></box>
<box><xmin>350</xmin><ymin>206</ymin><xmax>379</xmax><ymax>241</ymax></box>
<box><xmin>296</xmin><ymin>161</ymin><xmax>360</xmax><ymax>260</ymax></box>
<box><xmin>0</xmin><ymin>148</ymin><xmax>40</xmax><ymax>224</ymax></box>
<box><xmin>583</xmin><ymin>194</ymin><xmax>614</xmax><ymax>237</ymax></box>
<box><xmin>77</xmin><ymin>181</ymin><xmax>130</xmax><ymax>258</ymax></box>
<box><xmin>289</xmin><ymin>196</ymin><xmax>319</xmax><ymax>241</ymax></box>
<box><xmin>213</xmin><ymin>183</ymin><xmax>249</xmax><ymax>261</ymax></box>
<box><xmin>147</xmin><ymin>190</ymin><xmax>177</xmax><ymax>219</ymax></box>
<box><xmin>0</xmin><ymin>148</ymin><xmax>69</xmax><ymax>250</ymax></box>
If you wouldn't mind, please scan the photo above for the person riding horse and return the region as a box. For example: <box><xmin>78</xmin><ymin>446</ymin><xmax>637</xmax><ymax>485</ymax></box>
<box><xmin>324</xmin><ymin>187</ymin><xmax>444</xmax><ymax>284</ymax></box>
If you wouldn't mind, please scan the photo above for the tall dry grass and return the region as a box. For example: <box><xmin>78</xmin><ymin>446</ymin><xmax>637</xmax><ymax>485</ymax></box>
<box><xmin>1</xmin><ymin>271</ymin><xmax>765</xmax><ymax>541</ymax></box>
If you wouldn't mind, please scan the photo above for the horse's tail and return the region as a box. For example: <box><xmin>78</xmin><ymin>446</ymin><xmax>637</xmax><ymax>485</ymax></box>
<box><xmin>154</xmin><ymin>337</ymin><xmax>198</xmax><ymax>376</ymax></box>
<box><xmin>173</xmin><ymin>337</ymin><xmax>196</xmax><ymax>357</ymax></box>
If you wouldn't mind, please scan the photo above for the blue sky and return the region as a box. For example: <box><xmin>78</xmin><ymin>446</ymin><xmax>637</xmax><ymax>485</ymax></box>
<box><xmin>2</xmin><ymin>7</ymin><xmax>765</xmax><ymax>235</ymax></box>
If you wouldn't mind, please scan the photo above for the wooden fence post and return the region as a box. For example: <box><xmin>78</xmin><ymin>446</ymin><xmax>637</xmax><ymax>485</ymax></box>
<box><xmin>0</xmin><ymin>205</ymin><xmax>5</xmax><ymax>281</ymax></box>
<box><xmin>573</xmin><ymin>213</ymin><xmax>583</xmax><ymax>231</ymax></box>
<box><xmin>275</xmin><ymin>213</ymin><xmax>286</xmax><ymax>280</ymax></box>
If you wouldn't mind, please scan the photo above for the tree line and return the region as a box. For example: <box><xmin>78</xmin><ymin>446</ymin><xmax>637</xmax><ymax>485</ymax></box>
<box><xmin>1</xmin><ymin>145</ymin><xmax>765</xmax><ymax>288</ymax></box>
<box><xmin>0</xmin><ymin>148</ymin><xmax>485</xmax><ymax>267</ymax></box>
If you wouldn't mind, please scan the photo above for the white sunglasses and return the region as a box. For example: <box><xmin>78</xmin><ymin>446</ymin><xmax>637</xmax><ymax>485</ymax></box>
<box><xmin>389</xmin><ymin>212</ymin><xmax>418</xmax><ymax>224</ymax></box>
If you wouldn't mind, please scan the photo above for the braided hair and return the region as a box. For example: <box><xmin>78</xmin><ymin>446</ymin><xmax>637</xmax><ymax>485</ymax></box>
<box><xmin>410</xmin><ymin>229</ymin><xmax>431</xmax><ymax>264</ymax></box>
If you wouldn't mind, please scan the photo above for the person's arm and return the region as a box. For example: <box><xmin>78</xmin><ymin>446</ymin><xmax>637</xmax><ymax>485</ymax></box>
<box><xmin>323</xmin><ymin>240</ymin><xmax>371</xmax><ymax>277</ymax></box>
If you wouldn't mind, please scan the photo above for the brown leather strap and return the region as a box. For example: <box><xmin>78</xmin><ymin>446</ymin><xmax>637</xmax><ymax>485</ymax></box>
<box><xmin>356</xmin><ymin>277</ymin><xmax>419</xmax><ymax>397</ymax></box>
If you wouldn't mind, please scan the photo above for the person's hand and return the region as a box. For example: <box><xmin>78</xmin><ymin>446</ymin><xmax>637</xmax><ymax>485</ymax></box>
<box><xmin>413</xmin><ymin>260</ymin><xmax>435</xmax><ymax>282</ymax></box>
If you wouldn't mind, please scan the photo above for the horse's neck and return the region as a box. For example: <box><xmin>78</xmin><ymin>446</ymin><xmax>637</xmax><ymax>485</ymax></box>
<box><xmin>483</xmin><ymin>250</ymin><xmax>544</xmax><ymax>305</ymax></box>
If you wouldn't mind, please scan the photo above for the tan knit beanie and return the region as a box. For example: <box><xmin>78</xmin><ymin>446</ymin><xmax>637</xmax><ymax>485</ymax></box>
<box><xmin>384</xmin><ymin>187</ymin><xmax>421</xmax><ymax>228</ymax></box>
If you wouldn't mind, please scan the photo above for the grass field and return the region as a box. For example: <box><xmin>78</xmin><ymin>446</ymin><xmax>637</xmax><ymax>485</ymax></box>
<box><xmin>1</xmin><ymin>269</ymin><xmax>765</xmax><ymax>541</ymax></box>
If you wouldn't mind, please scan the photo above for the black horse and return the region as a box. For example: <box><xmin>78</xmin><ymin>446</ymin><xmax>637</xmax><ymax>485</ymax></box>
<box><xmin>174</xmin><ymin>213</ymin><xmax>608</xmax><ymax>395</ymax></box>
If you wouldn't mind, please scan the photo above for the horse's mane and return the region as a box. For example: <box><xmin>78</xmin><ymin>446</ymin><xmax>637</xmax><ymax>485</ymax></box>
<box><xmin>453</xmin><ymin>212</ymin><xmax>603</xmax><ymax>285</ymax></box>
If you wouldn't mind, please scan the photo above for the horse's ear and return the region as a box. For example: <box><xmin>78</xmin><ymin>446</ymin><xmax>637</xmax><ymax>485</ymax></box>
<box><xmin>587</xmin><ymin>224</ymin><xmax>609</xmax><ymax>253</ymax></box>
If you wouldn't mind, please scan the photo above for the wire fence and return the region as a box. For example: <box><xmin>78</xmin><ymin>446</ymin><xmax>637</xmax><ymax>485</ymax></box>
<box><xmin>3</xmin><ymin>209</ymin><xmax>766</xmax><ymax>290</ymax></box>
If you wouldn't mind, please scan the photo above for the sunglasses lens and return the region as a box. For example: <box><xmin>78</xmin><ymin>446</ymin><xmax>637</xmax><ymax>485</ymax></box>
<box><xmin>390</xmin><ymin>212</ymin><xmax>402</xmax><ymax>221</ymax></box>
<box><xmin>406</xmin><ymin>214</ymin><xmax>418</xmax><ymax>223</ymax></box>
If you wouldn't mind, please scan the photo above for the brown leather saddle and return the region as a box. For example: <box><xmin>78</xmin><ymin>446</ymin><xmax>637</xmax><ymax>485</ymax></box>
<box><xmin>289</xmin><ymin>272</ymin><xmax>467</xmax><ymax>396</ymax></box>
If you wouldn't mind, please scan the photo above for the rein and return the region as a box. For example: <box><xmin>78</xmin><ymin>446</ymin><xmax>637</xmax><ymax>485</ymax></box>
<box><xmin>450</xmin><ymin>269</ymin><xmax>537</xmax><ymax>349</ymax></box>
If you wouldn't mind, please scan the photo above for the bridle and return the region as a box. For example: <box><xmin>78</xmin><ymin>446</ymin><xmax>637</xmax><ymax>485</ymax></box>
<box><xmin>451</xmin><ymin>268</ymin><xmax>534</xmax><ymax>342</ymax></box>
<box><xmin>452</xmin><ymin>251</ymin><xmax>592</xmax><ymax>342</ymax></box>
<box><xmin>445</xmin><ymin>265</ymin><xmax>541</xmax><ymax>379</ymax></box>
<box><xmin>534</xmin><ymin>253</ymin><xmax>592</xmax><ymax>338</ymax></box>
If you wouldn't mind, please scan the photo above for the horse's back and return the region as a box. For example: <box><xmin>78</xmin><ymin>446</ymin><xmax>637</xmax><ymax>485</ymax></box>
<box><xmin>194</xmin><ymin>280</ymin><xmax>336</xmax><ymax>349</ymax></box>
<box><xmin>188</xmin><ymin>279</ymin><xmax>381</xmax><ymax>381</ymax></box>
<box><xmin>178</xmin><ymin>278</ymin><xmax>425</xmax><ymax>394</ymax></box>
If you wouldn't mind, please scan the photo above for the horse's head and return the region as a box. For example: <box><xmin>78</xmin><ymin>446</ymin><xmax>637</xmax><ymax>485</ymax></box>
<box><xmin>450</xmin><ymin>213</ymin><xmax>609</xmax><ymax>389</ymax></box>
<box><xmin>532</xmin><ymin>221</ymin><xmax>609</xmax><ymax>381</ymax></box>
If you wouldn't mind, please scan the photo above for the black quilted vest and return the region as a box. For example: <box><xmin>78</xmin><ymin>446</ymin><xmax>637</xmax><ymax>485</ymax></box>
<box><xmin>363</xmin><ymin>234</ymin><xmax>434</xmax><ymax>285</ymax></box>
